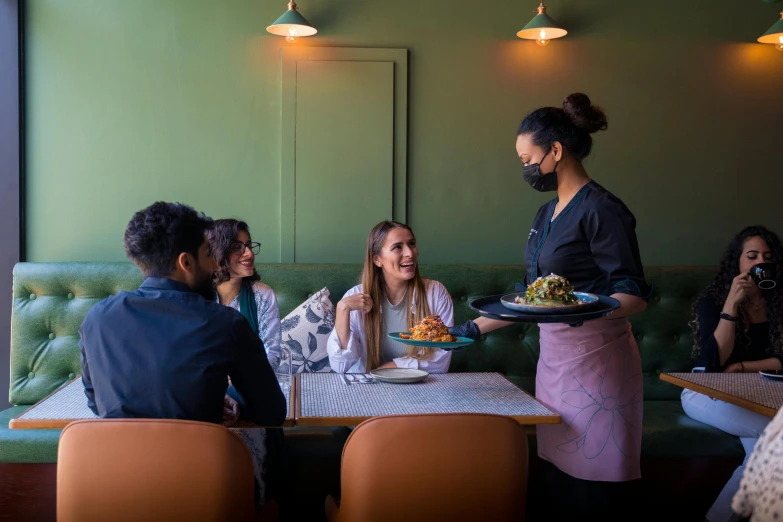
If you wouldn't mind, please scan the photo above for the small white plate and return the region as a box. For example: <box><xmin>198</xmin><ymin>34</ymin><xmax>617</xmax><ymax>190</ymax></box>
<box><xmin>370</xmin><ymin>368</ymin><xmax>429</xmax><ymax>384</ymax></box>
<box><xmin>759</xmin><ymin>371</ymin><xmax>783</xmax><ymax>381</ymax></box>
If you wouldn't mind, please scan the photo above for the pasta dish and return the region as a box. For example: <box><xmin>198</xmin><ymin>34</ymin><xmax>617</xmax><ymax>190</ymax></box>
<box><xmin>399</xmin><ymin>315</ymin><xmax>456</xmax><ymax>342</ymax></box>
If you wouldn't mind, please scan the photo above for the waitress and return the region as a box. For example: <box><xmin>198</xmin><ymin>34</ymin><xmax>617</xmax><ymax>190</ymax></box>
<box><xmin>452</xmin><ymin>93</ymin><xmax>651</xmax><ymax>519</ymax></box>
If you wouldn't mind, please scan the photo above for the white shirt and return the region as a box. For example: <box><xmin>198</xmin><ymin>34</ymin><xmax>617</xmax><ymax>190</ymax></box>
<box><xmin>327</xmin><ymin>279</ymin><xmax>454</xmax><ymax>373</ymax></box>
<box><xmin>225</xmin><ymin>281</ymin><xmax>282</xmax><ymax>366</ymax></box>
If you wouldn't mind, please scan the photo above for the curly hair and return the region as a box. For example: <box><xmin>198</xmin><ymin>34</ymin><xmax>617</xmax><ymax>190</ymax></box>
<box><xmin>206</xmin><ymin>219</ymin><xmax>260</xmax><ymax>285</ymax></box>
<box><xmin>691</xmin><ymin>225</ymin><xmax>783</xmax><ymax>361</ymax></box>
<box><xmin>123</xmin><ymin>202</ymin><xmax>213</xmax><ymax>277</ymax></box>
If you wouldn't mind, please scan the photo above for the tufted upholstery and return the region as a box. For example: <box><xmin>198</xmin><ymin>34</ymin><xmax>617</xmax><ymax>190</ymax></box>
<box><xmin>5</xmin><ymin>262</ymin><xmax>737</xmax><ymax>465</ymax></box>
<box><xmin>8</xmin><ymin>263</ymin><xmax>714</xmax><ymax>406</ymax></box>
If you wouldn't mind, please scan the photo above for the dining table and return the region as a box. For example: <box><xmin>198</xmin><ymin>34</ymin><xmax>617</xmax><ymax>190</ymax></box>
<box><xmin>660</xmin><ymin>371</ymin><xmax>783</xmax><ymax>418</ymax></box>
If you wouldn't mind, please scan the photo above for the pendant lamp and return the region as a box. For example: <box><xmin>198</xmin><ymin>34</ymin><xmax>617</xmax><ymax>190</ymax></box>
<box><xmin>267</xmin><ymin>1</ymin><xmax>317</xmax><ymax>42</ymax></box>
<box><xmin>758</xmin><ymin>11</ymin><xmax>783</xmax><ymax>51</ymax></box>
<box><xmin>516</xmin><ymin>1</ymin><xmax>567</xmax><ymax>46</ymax></box>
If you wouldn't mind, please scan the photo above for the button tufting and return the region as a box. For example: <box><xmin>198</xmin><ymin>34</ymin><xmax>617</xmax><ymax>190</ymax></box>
<box><xmin>461</xmin><ymin>296</ymin><xmax>467</xmax><ymax>302</ymax></box>
<box><xmin>67</xmin><ymin>293</ymin><xmax>75</xmax><ymax>299</ymax></box>
<box><xmin>673</xmin><ymin>335</ymin><xmax>680</xmax><ymax>342</ymax></box>
<box><xmin>636</xmin><ymin>333</ymin><xmax>644</xmax><ymax>341</ymax></box>
<box><xmin>518</xmin><ymin>334</ymin><xmax>525</xmax><ymax>340</ymax></box>
<box><xmin>29</xmin><ymin>293</ymin><xmax>36</xmax><ymax>300</ymax></box>
<box><xmin>68</xmin><ymin>373</ymin><xmax>76</xmax><ymax>380</ymax></box>
<box><xmin>28</xmin><ymin>372</ymin><xmax>35</xmax><ymax>379</ymax></box>
<box><xmin>49</xmin><ymin>333</ymin><xmax>56</xmax><ymax>340</ymax></box>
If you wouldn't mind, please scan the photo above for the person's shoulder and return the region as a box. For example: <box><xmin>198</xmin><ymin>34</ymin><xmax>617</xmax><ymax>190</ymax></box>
<box><xmin>343</xmin><ymin>284</ymin><xmax>363</xmax><ymax>299</ymax></box>
<box><xmin>204</xmin><ymin>296</ymin><xmax>245</xmax><ymax>324</ymax></box>
<box><xmin>533</xmin><ymin>199</ymin><xmax>556</xmax><ymax>219</ymax></box>
<box><xmin>82</xmin><ymin>290</ymin><xmax>135</xmax><ymax>322</ymax></box>
<box><xmin>423</xmin><ymin>279</ymin><xmax>448</xmax><ymax>294</ymax></box>
<box><xmin>252</xmin><ymin>280</ymin><xmax>276</xmax><ymax>298</ymax></box>
<box><xmin>696</xmin><ymin>294</ymin><xmax>721</xmax><ymax>315</ymax></box>
<box><xmin>584</xmin><ymin>182</ymin><xmax>631</xmax><ymax>211</ymax></box>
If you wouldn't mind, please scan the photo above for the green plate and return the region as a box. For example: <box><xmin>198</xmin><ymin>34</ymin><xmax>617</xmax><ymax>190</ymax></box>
<box><xmin>387</xmin><ymin>333</ymin><xmax>475</xmax><ymax>351</ymax></box>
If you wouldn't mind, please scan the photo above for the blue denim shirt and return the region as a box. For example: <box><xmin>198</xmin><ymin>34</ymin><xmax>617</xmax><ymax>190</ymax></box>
<box><xmin>79</xmin><ymin>277</ymin><xmax>285</xmax><ymax>426</ymax></box>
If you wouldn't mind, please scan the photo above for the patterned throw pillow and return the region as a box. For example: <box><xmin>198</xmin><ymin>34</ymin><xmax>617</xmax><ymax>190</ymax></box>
<box><xmin>280</xmin><ymin>287</ymin><xmax>335</xmax><ymax>373</ymax></box>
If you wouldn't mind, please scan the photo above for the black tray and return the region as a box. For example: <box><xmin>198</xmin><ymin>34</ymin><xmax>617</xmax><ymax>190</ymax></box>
<box><xmin>469</xmin><ymin>294</ymin><xmax>621</xmax><ymax>326</ymax></box>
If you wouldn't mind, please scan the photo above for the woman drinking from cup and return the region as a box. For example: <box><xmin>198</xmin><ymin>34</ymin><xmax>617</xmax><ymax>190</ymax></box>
<box><xmin>327</xmin><ymin>220</ymin><xmax>454</xmax><ymax>373</ymax></box>
<box><xmin>683</xmin><ymin>225</ymin><xmax>783</xmax><ymax>522</ymax></box>
<box><xmin>450</xmin><ymin>93</ymin><xmax>651</xmax><ymax>520</ymax></box>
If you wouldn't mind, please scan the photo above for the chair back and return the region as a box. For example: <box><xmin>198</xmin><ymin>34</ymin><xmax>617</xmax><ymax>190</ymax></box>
<box><xmin>334</xmin><ymin>413</ymin><xmax>529</xmax><ymax>522</ymax></box>
<box><xmin>57</xmin><ymin>418</ymin><xmax>256</xmax><ymax>522</ymax></box>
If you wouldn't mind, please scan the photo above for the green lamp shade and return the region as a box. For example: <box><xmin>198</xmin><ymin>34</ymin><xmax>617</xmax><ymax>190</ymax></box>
<box><xmin>757</xmin><ymin>13</ymin><xmax>783</xmax><ymax>44</ymax></box>
<box><xmin>517</xmin><ymin>13</ymin><xmax>567</xmax><ymax>40</ymax></box>
<box><xmin>267</xmin><ymin>9</ymin><xmax>317</xmax><ymax>38</ymax></box>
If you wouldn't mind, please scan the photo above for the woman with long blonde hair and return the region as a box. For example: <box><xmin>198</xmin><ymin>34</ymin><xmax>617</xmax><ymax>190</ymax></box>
<box><xmin>327</xmin><ymin>220</ymin><xmax>454</xmax><ymax>373</ymax></box>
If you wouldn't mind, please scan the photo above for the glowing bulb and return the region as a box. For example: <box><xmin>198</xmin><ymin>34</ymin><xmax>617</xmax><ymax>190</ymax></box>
<box><xmin>536</xmin><ymin>29</ymin><xmax>549</xmax><ymax>46</ymax></box>
<box><xmin>776</xmin><ymin>35</ymin><xmax>783</xmax><ymax>51</ymax></box>
<box><xmin>286</xmin><ymin>26</ymin><xmax>297</xmax><ymax>42</ymax></box>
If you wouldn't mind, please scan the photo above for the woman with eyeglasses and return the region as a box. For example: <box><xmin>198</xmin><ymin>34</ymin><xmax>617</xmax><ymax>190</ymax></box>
<box><xmin>206</xmin><ymin>218</ymin><xmax>286</xmax><ymax>510</ymax></box>
<box><xmin>207</xmin><ymin>219</ymin><xmax>281</xmax><ymax>363</ymax></box>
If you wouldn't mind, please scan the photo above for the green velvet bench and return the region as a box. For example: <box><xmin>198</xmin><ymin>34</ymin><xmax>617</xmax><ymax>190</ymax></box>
<box><xmin>1</xmin><ymin>263</ymin><xmax>743</xmax><ymax>521</ymax></box>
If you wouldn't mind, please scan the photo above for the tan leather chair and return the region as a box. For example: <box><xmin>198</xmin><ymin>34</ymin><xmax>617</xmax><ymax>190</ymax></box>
<box><xmin>325</xmin><ymin>413</ymin><xmax>529</xmax><ymax>522</ymax></box>
<box><xmin>57</xmin><ymin>418</ymin><xmax>268</xmax><ymax>522</ymax></box>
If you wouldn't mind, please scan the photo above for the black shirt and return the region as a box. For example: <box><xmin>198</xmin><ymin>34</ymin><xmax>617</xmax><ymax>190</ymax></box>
<box><xmin>694</xmin><ymin>296</ymin><xmax>780</xmax><ymax>372</ymax></box>
<box><xmin>80</xmin><ymin>277</ymin><xmax>286</xmax><ymax>426</ymax></box>
<box><xmin>524</xmin><ymin>181</ymin><xmax>651</xmax><ymax>298</ymax></box>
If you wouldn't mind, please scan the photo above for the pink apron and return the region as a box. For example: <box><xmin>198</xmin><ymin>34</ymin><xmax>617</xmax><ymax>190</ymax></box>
<box><xmin>536</xmin><ymin>318</ymin><xmax>643</xmax><ymax>482</ymax></box>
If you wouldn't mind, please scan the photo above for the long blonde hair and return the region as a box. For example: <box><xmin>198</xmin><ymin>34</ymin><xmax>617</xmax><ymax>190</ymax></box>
<box><xmin>362</xmin><ymin>221</ymin><xmax>436</xmax><ymax>371</ymax></box>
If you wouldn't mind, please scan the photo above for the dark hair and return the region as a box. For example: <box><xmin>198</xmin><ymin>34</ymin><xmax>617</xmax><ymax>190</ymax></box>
<box><xmin>123</xmin><ymin>202</ymin><xmax>214</xmax><ymax>278</ymax></box>
<box><xmin>517</xmin><ymin>92</ymin><xmax>608</xmax><ymax>161</ymax></box>
<box><xmin>691</xmin><ymin>226</ymin><xmax>783</xmax><ymax>360</ymax></box>
<box><xmin>207</xmin><ymin>219</ymin><xmax>261</xmax><ymax>285</ymax></box>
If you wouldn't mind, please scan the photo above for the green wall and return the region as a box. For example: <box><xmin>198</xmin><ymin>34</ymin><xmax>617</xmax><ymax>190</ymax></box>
<box><xmin>25</xmin><ymin>0</ymin><xmax>783</xmax><ymax>266</ymax></box>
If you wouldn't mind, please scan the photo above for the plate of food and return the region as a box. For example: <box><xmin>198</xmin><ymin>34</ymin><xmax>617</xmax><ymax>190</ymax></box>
<box><xmin>370</xmin><ymin>368</ymin><xmax>429</xmax><ymax>384</ymax></box>
<box><xmin>500</xmin><ymin>274</ymin><xmax>600</xmax><ymax>314</ymax></box>
<box><xmin>388</xmin><ymin>315</ymin><xmax>475</xmax><ymax>350</ymax></box>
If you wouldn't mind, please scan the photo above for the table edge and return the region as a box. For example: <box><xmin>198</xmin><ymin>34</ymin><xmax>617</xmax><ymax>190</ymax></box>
<box><xmin>9</xmin><ymin>376</ymin><xmax>298</xmax><ymax>430</ymax></box>
<box><xmin>660</xmin><ymin>372</ymin><xmax>777</xmax><ymax>418</ymax></box>
<box><xmin>295</xmin><ymin>371</ymin><xmax>561</xmax><ymax>426</ymax></box>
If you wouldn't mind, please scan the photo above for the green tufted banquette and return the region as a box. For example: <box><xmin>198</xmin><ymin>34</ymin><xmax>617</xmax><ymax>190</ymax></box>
<box><xmin>2</xmin><ymin>262</ymin><xmax>743</xmax><ymax>465</ymax></box>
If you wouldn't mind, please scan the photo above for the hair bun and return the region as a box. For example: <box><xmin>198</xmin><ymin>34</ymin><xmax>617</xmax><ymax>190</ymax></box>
<box><xmin>562</xmin><ymin>93</ymin><xmax>608</xmax><ymax>134</ymax></box>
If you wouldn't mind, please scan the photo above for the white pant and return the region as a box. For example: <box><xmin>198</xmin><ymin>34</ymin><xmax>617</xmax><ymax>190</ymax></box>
<box><xmin>681</xmin><ymin>388</ymin><xmax>770</xmax><ymax>522</ymax></box>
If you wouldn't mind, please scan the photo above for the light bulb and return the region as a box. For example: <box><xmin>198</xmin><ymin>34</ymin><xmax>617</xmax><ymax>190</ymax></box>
<box><xmin>536</xmin><ymin>29</ymin><xmax>549</xmax><ymax>46</ymax></box>
<box><xmin>776</xmin><ymin>35</ymin><xmax>783</xmax><ymax>51</ymax></box>
<box><xmin>286</xmin><ymin>26</ymin><xmax>297</xmax><ymax>42</ymax></box>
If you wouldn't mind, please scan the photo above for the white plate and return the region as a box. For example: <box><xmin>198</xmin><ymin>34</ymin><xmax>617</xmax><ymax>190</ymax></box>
<box><xmin>759</xmin><ymin>371</ymin><xmax>783</xmax><ymax>381</ymax></box>
<box><xmin>370</xmin><ymin>368</ymin><xmax>429</xmax><ymax>384</ymax></box>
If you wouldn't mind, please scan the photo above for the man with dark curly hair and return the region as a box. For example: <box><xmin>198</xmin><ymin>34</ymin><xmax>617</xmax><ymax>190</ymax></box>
<box><xmin>79</xmin><ymin>200</ymin><xmax>285</xmax><ymax>431</ymax></box>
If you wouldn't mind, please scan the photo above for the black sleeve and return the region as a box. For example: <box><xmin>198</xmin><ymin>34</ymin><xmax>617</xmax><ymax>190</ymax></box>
<box><xmin>228</xmin><ymin>316</ymin><xmax>286</xmax><ymax>426</ymax></box>
<box><xmin>586</xmin><ymin>201</ymin><xmax>652</xmax><ymax>299</ymax></box>
<box><xmin>78</xmin><ymin>326</ymin><xmax>98</xmax><ymax>415</ymax></box>
<box><xmin>694</xmin><ymin>297</ymin><xmax>726</xmax><ymax>372</ymax></box>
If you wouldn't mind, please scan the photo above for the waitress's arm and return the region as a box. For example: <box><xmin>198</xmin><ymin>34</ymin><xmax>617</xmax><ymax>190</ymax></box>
<box><xmin>473</xmin><ymin>316</ymin><xmax>513</xmax><ymax>334</ymax></box>
<box><xmin>606</xmin><ymin>293</ymin><xmax>647</xmax><ymax>319</ymax></box>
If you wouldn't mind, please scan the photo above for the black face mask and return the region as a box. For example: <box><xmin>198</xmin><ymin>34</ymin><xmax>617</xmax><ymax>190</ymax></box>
<box><xmin>522</xmin><ymin>149</ymin><xmax>559</xmax><ymax>192</ymax></box>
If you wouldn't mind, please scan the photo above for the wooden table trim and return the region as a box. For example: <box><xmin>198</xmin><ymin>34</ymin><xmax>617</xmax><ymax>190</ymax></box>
<box><xmin>294</xmin><ymin>372</ymin><xmax>561</xmax><ymax>427</ymax></box>
<box><xmin>9</xmin><ymin>376</ymin><xmax>299</xmax><ymax>430</ymax></box>
<box><xmin>9</xmin><ymin>377</ymin><xmax>81</xmax><ymax>430</ymax></box>
<box><xmin>660</xmin><ymin>372</ymin><xmax>777</xmax><ymax>418</ymax></box>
